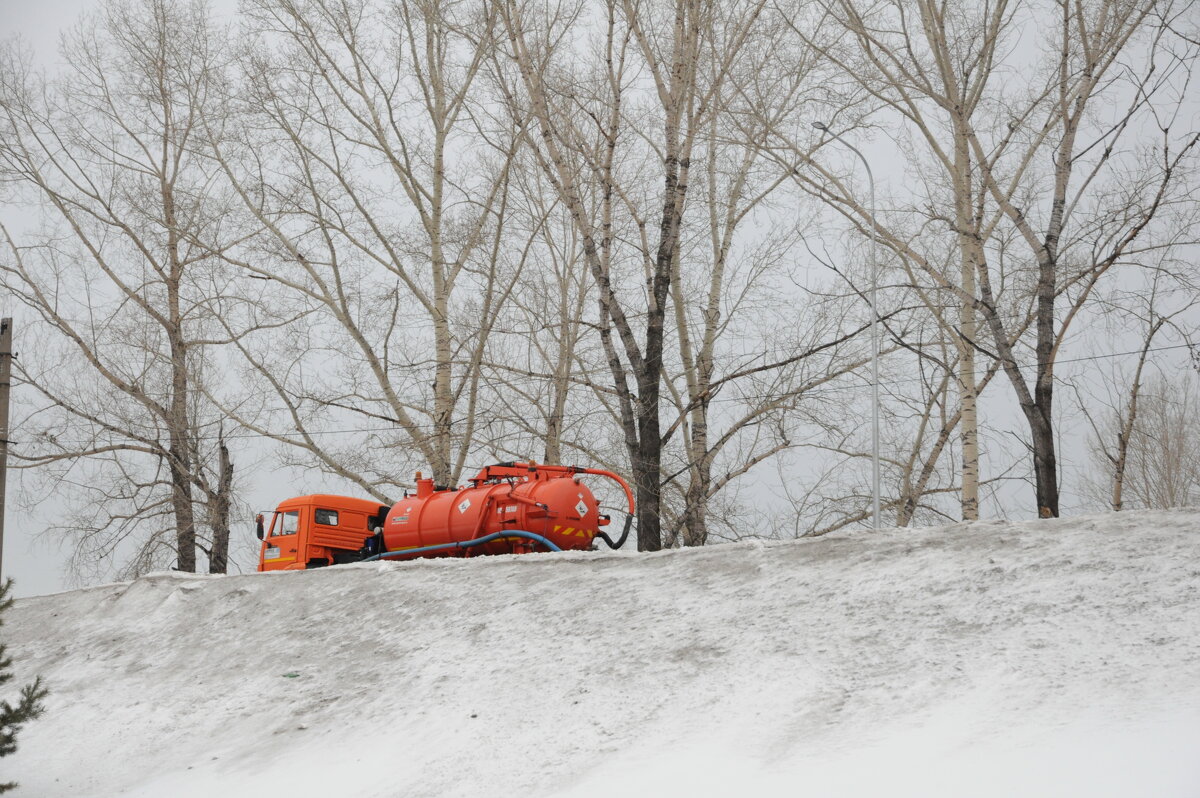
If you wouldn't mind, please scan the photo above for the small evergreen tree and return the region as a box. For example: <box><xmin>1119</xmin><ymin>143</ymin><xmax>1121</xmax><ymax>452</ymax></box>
<box><xmin>0</xmin><ymin>579</ymin><xmax>47</xmax><ymax>794</ymax></box>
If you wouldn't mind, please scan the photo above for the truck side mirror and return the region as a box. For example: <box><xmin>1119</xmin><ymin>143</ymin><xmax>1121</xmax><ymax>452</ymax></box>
<box><xmin>256</xmin><ymin>514</ymin><xmax>265</xmax><ymax>540</ymax></box>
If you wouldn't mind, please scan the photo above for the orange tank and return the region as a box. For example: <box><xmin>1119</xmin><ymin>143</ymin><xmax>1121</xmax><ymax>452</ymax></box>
<box><xmin>381</xmin><ymin>462</ymin><xmax>634</xmax><ymax>558</ymax></box>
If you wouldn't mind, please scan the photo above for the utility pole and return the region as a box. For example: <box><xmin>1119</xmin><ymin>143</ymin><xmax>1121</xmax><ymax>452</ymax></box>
<box><xmin>812</xmin><ymin>123</ymin><xmax>881</xmax><ymax>530</ymax></box>
<box><xmin>0</xmin><ymin>318</ymin><xmax>11</xmax><ymax>580</ymax></box>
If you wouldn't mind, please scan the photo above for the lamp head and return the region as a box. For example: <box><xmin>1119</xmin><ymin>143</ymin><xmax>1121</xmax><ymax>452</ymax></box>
<box><xmin>812</xmin><ymin>121</ymin><xmax>828</xmax><ymax>131</ymax></box>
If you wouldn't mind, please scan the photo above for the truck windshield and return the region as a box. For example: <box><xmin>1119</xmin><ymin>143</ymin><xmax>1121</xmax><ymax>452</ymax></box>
<box><xmin>272</xmin><ymin>510</ymin><xmax>299</xmax><ymax>537</ymax></box>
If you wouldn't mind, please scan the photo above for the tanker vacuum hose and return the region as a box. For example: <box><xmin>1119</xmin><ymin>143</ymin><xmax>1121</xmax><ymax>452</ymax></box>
<box><xmin>363</xmin><ymin>530</ymin><xmax>562</xmax><ymax>562</ymax></box>
<box><xmin>593</xmin><ymin>514</ymin><xmax>633</xmax><ymax>550</ymax></box>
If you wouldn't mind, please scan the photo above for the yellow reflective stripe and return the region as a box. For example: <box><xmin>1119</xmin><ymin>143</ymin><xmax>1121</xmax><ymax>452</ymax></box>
<box><xmin>264</xmin><ymin>556</ymin><xmax>295</xmax><ymax>563</ymax></box>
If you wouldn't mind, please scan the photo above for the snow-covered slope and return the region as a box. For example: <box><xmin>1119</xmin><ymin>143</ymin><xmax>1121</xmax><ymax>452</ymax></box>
<box><xmin>6</xmin><ymin>511</ymin><xmax>1200</xmax><ymax>797</ymax></box>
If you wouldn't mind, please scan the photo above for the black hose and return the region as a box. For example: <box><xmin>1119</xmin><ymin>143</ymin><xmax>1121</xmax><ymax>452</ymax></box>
<box><xmin>593</xmin><ymin>514</ymin><xmax>632</xmax><ymax>550</ymax></box>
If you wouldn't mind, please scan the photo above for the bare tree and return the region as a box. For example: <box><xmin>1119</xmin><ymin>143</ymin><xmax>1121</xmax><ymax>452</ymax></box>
<box><xmin>1118</xmin><ymin>373</ymin><xmax>1200</xmax><ymax>508</ymax></box>
<box><xmin>494</xmin><ymin>0</ymin><xmax>775</xmax><ymax>550</ymax></box>
<box><xmin>0</xmin><ymin>0</ymin><xmax>246</xmax><ymax>577</ymax></box>
<box><xmin>204</xmin><ymin>0</ymin><xmax>530</xmax><ymax>498</ymax></box>
<box><xmin>658</xmin><ymin>13</ymin><xmax>864</xmax><ymax>546</ymax></box>
<box><xmin>1074</xmin><ymin>265</ymin><xmax>1198</xmax><ymax>511</ymax></box>
<box><xmin>773</xmin><ymin>0</ymin><xmax>1200</xmax><ymax>518</ymax></box>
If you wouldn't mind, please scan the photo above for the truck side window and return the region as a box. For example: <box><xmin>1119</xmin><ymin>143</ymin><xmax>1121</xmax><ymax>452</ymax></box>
<box><xmin>273</xmin><ymin>510</ymin><xmax>299</xmax><ymax>536</ymax></box>
<box><xmin>314</xmin><ymin>509</ymin><xmax>339</xmax><ymax>526</ymax></box>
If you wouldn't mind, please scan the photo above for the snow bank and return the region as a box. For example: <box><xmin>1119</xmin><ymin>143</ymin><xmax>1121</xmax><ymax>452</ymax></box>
<box><xmin>6</xmin><ymin>510</ymin><xmax>1200</xmax><ymax>797</ymax></box>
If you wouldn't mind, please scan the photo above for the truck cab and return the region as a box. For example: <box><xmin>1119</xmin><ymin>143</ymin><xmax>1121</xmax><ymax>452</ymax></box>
<box><xmin>256</xmin><ymin>495</ymin><xmax>390</xmax><ymax>571</ymax></box>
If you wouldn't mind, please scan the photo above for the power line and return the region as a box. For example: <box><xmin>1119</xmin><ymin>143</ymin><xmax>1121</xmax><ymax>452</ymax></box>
<box><xmin>688</xmin><ymin>340</ymin><xmax>1197</xmax><ymax>406</ymax></box>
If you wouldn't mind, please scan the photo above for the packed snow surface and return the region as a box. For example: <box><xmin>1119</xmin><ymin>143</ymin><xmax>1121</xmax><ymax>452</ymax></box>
<box><xmin>6</xmin><ymin>510</ymin><xmax>1200</xmax><ymax>797</ymax></box>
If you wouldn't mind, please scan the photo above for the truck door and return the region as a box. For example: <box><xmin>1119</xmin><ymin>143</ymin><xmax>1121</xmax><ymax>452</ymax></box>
<box><xmin>262</xmin><ymin>508</ymin><xmax>302</xmax><ymax>570</ymax></box>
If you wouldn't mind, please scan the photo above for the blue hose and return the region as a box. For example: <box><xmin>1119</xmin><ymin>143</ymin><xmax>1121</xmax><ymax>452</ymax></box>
<box><xmin>363</xmin><ymin>530</ymin><xmax>563</xmax><ymax>562</ymax></box>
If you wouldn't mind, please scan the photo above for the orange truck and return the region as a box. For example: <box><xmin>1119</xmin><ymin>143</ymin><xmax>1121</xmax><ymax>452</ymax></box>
<box><xmin>256</xmin><ymin>462</ymin><xmax>635</xmax><ymax>572</ymax></box>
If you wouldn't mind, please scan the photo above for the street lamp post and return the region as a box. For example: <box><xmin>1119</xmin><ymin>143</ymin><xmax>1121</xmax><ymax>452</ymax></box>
<box><xmin>812</xmin><ymin>122</ymin><xmax>881</xmax><ymax>530</ymax></box>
